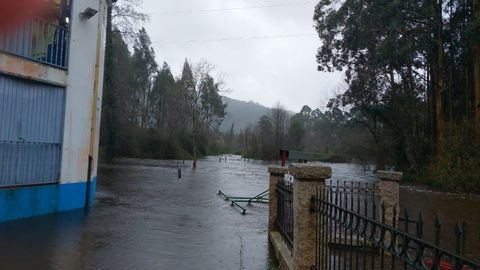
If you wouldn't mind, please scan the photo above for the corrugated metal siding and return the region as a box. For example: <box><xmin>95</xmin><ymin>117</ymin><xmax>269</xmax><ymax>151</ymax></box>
<box><xmin>0</xmin><ymin>74</ymin><xmax>65</xmax><ymax>187</ymax></box>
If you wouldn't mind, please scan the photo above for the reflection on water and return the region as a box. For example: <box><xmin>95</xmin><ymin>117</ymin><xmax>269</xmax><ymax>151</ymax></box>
<box><xmin>0</xmin><ymin>156</ymin><xmax>478</xmax><ymax>269</ymax></box>
<box><xmin>0</xmin><ymin>156</ymin><xmax>274</xmax><ymax>270</ymax></box>
<box><xmin>400</xmin><ymin>187</ymin><xmax>480</xmax><ymax>261</ymax></box>
<box><xmin>324</xmin><ymin>162</ymin><xmax>480</xmax><ymax>261</ymax></box>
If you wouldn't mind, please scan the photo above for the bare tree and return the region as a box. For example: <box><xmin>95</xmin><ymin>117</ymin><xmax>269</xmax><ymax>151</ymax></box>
<box><xmin>112</xmin><ymin>0</ymin><xmax>148</xmax><ymax>41</ymax></box>
<box><xmin>180</xmin><ymin>59</ymin><xmax>226</xmax><ymax>168</ymax></box>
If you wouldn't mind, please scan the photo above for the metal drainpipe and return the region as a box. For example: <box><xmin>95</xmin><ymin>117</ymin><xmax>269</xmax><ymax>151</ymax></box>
<box><xmin>85</xmin><ymin>0</ymin><xmax>105</xmax><ymax>208</ymax></box>
<box><xmin>85</xmin><ymin>155</ymin><xmax>93</xmax><ymax>207</ymax></box>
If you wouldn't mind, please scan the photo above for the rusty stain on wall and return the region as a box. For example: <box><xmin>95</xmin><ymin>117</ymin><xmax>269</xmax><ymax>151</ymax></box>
<box><xmin>0</xmin><ymin>52</ymin><xmax>67</xmax><ymax>86</ymax></box>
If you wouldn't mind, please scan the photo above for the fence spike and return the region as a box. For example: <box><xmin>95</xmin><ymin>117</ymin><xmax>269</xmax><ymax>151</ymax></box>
<box><xmin>356</xmin><ymin>185</ymin><xmax>361</xmax><ymax>214</ymax></box>
<box><xmin>329</xmin><ymin>184</ymin><xmax>334</xmax><ymax>205</ymax></box>
<box><xmin>454</xmin><ymin>221</ymin><xmax>462</xmax><ymax>254</ymax></box>
<box><xmin>335</xmin><ymin>183</ymin><xmax>339</xmax><ymax>207</ymax></box>
<box><xmin>364</xmin><ymin>195</ymin><xmax>368</xmax><ymax>217</ymax></box>
<box><xmin>381</xmin><ymin>201</ymin><xmax>386</xmax><ymax>223</ymax></box>
<box><xmin>434</xmin><ymin>214</ymin><xmax>441</xmax><ymax>246</ymax></box>
<box><xmin>417</xmin><ymin>212</ymin><xmax>424</xmax><ymax>239</ymax></box>
<box><xmin>350</xmin><ymin>182</ymin><xmax>354</xmax><ymax>211</ymax></box>
<box><xmin>404</xmin><ymin>208</ymin><xmax>409</xmax><ymax>233</ymax></box>
<box><xmin>434</xmin><ymin>214</ymin><xmax>441</xmax><ymax>227</ymax></box>
<box><xmin>454</xmin><ymin>221</ymin><xmax>462</xmax><ymax>236</ymax></box>
<box><xmin>461</xmin><ymin>221</ymin><xmax>467</xmax><ymax>256</ymax></box>
<box><xmin>392</xmin><ymin>203</ymin><xmax>398</xmax><ymax>228</ymax></box>
<box><xmin>323</xmin><ymin>183</ymin><xmax>327</xmax><ymax>201</ymax></box>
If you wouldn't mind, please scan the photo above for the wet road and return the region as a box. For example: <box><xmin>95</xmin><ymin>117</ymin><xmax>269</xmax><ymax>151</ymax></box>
<box><xmin>0</xmin><ymin>156</ymin><xmax>478</xmax><ymax>269</ymax></box>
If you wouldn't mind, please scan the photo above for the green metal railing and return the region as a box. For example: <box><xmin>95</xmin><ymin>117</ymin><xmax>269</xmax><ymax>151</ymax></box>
<box><xmin>218</xmin><ymin>189</ymin><xmax>269</xmax><ymax>215</ymax></box>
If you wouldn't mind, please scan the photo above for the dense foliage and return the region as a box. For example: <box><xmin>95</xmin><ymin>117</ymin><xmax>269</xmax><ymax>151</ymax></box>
<box><xmin>100</xmin><ymin>0</ymin><xmax>480</xmax><ymax>191</ymax></box>
<box><xmin>100</xmin><ymin>3</ymin><xmax>226</xmax><ymax>165</ymax></box>
<box><xmin>224</xmin><ymin>0</ymin><xmax>480</xmax><ymax>192</ymax></box>
<box><xmin>311</xmin><ymin>0</ymin><xmax>480</xmax><ymax>192</ymax></box>
<box><xmin>225</xmin><ymin>104</ymin><xmax>371</xmax><ymax>164</ymax></box>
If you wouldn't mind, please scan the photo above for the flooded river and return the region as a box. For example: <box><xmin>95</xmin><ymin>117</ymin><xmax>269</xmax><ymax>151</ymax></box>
<box><xmin>0</xmin><ymin>156</ymin><xmax>479</xmax><ymax>269</ymax></box>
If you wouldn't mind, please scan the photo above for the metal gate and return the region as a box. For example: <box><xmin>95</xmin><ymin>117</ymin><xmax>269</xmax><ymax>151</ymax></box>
<box><xmin>0</xmin><ymin>74</ymin><xmax>66</xmax><ymax>187</ymax></box>
<box><xmin>311</xmin><ymin>180</ymin><xmax>480</xmax><ymax>270</ymax></box>
<box><xmin>276</xmin><ymin>181</ymin><xmax>294</xmax><ymax>249</ymax></box>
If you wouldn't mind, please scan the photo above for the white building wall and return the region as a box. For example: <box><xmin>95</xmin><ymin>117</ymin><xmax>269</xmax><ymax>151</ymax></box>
<box><xmin>60</xmin><ymin>0</ymin><xmax>107</xmax><ymax>183</ymax></box>
<box><xmin>91</xmin><ymin>0</ymin><xmax>108</xmax><ymax>181</ymax></box>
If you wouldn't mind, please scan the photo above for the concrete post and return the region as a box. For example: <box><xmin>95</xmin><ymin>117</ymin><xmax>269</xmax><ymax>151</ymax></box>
<box><xmin>290</xmin><ymin>164</ymin><xmax>332</xmax><ymax>270</ymax></box>
<box><xmin>268</xmin><ymin>166</ymin><xmax>288</xmax><ymax>232</ymax></box>
<box><xmin>377</xmin><ymin>170</ymin><xmax>403</xmax><ymax>226</ymax></box>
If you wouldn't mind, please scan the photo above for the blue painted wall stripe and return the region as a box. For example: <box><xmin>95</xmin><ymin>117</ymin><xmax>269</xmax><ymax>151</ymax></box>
<box><xmin>0</xmin><ymin>178</ymin><xmax>96</xmax><ymax>222</ymax></box>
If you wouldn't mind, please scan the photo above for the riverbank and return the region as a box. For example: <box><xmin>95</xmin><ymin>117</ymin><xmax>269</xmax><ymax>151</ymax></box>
<box><xmin>401</xmin><ymin>184</ymin><xmax>480</xmax><ymax>201</ymax></box>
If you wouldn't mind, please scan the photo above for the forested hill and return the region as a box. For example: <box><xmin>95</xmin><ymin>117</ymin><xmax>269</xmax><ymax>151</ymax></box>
<box><xmin>219</xmin><ymin>96</ymin><xmax>296</xmax><ymax>133</ymax></box>
<box><xmin>219</xmin><ymin>96</ymin><xmax>271</xmax><ymax>133</ymax></box>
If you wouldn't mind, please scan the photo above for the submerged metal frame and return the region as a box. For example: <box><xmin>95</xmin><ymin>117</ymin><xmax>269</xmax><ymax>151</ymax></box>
<box><xmin>218</xmin><ymin>189</ymin><xmax>269</xmax><ymax>215</ymax></box>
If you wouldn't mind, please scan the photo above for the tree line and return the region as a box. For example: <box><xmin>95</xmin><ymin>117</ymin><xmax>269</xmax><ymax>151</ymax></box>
<box><xmin>309</xmin><ymin>0</ymin><xmax>480</xmax><ymax>192</ymax></box>
<box><xmin>100</xmin><ymin>2</ymin><xmax>226</xmax><ymax>167</ymax></box>
<box><xmin>100</xmin><ymin>0</ymin><xmax>479</xmax><ymax>192</ymax></box>
<box><xmin>223</xmin><ymin>103</ymin><xmax>372</xmax><ymax>164</ymax></box>
<box><xmin>224</xmin><ymin>0</ymin><xmax>480</xmax><ymax>192</ymax></box>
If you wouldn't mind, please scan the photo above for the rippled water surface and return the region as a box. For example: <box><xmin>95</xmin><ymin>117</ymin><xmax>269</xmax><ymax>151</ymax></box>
<box><xmin>0</xmin><ymin>156</ymin><xmax>274</xmax><ymax>270</ymax></box>
<box><xmin>0</xmin><ymin>156</ymin><xmax>478</xmax><ymax>269</ymax></box>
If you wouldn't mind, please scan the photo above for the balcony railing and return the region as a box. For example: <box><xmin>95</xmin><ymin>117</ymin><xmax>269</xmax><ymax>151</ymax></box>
<box><xmin>0</xmin><ymin>18</ymin><xmax>69</xmax><ymax>69</ymax></box>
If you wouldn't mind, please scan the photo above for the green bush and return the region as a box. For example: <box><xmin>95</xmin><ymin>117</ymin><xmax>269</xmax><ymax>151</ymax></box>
<box><xmin>422</xmin><ymin>122</ymin><xmax>480</xmax><ymax>194</ymax></box>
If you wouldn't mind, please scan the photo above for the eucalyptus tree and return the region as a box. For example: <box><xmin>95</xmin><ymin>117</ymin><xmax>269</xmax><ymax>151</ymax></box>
<box><xmin>101</xmin><ymin>0</ymin><xmax>147</xmax><ymax>160</ymax></box>
<box><xmin>132</xmin><ymin>28</ymin><xmax>158</xmax><ymax>130</ymax></box>
<box><xmin>271</xmin><ymin>102</ymin><xmax>287</xmax><ymax>152</ymax></box>
<box><xmin>257</xmin><ymin>115</ymin><xmax>274</xmax><ymax>159</ymax></box>
<box><xmin>151</xmin><ymin>62</ymin><xmax>177</xmax><ymax>129</ymax></box>
<box><xmin>100</xmin><ymin>28</ymin><xmax>135</xmax><ymax>159</ymax></box>
<box><xmin>111</xmin><ymin>0</ymin><xmax>148</xmax><ymax>40</ymax></box>
<box><xmin>199</xmin><ymin>74</ymin><xmax>227</xmax><ymax>132</ymax></box>
<box><xmin>313</xmin><ymin>0</ymin><xmax>479</xmax><ymax>172</ymax></box>
<box><xmin>180</xmin><ymin>59</ymin><xmax>226</xmax><ymax>168</ymax></box>
<box><xmin>288</xmin><ymin>114</ymin><xmax>307</xmax><ymax>150</ymax></box>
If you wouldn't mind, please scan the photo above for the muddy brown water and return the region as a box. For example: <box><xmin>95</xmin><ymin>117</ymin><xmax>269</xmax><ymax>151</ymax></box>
<box><xmin>0</xmin><ymin>156</ymin><xmax>478</xmax><ymax>269</ymax></box>
<box><xmin>399</xmin><ymin>187</ymin><xmax>480</xmax><ymax>261</ymax></box>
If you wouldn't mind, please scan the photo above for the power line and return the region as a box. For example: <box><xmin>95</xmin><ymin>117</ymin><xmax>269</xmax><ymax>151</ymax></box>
<box><xmin>151</xmin><ymin>33</ymin><xmax>317</xmax><ymax>44</ymax></box>
<box><xmin>147</xmin><ymin>1</ymin><xmax>316</xmax><ymax>15</ymax></box>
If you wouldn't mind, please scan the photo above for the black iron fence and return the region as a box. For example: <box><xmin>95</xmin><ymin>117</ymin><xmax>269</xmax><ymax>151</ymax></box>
<box><xmin>311</xmin><ymin>181</ymin><xmax>480</xmax><ymax>270</ymax></box>
<box><xmin>276</xmin><ymin>180</ymin><xmax>294</xmax><ymax>249</ymax></box>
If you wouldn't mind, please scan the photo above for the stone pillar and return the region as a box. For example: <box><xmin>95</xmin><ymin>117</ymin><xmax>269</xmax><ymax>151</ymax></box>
<box><xmin>268</xmin><ymin>166</ymin><xmax>288</xmax><ymax>232</ymax></box>
<box><xmin>290</xmin><ymin>164</ymin><xmax>332</xmax><ymax>270</ymax></box>
<box><xmin>377</xmin><ymin>170</ymin><xmax>403</xmax><ymax>226</ymax></box>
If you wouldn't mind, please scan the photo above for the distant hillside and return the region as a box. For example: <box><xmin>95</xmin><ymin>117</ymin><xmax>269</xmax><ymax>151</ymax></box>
<box><xmin>219</xmin><ymin>96</ymin><xmax>294</xmax><ymax>133</ymax></box>
<box><xmin>219</xmin><ymin>96</ymin><xmax>271</xmax><ymax>133</ymax></box>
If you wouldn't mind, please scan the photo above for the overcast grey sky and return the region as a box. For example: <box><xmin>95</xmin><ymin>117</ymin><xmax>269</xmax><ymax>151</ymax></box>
<box><xmin>141</xmin><ymin>0</ymin><xmax>344</xmax><ymax>112</ymax></box>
